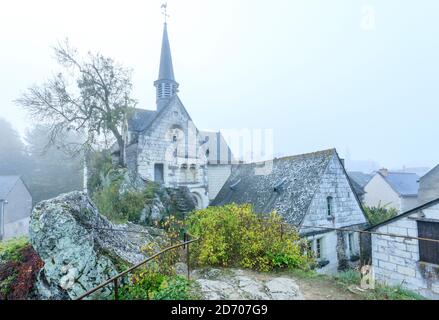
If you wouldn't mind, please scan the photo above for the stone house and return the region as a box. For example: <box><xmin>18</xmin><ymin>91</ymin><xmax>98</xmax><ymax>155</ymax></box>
<box><xmin>0</xmin><ymin>176</ymin><xmax>33</xmax><ymax>240</ymax></box>
<box><xmin>113</xmin><ymin>22</ymin><xmax>234</xmax><ymax>208</ymax></box>
<box><xmin>367</xmin><ymin>198</ymin><xmax>439</xmax><ymax>299</ymax></box>
<box><xmin>212</xmin><ymin>149</ymin><xmax>368</xmax><ymax>274</ymax></box>
<box><xmin>364</xmin><ymin>169</ymin><xmax>419</xmax><ymax>213</ymax></box>
<box><xmin>418</xmin><ymin>165</ymin><xmax>439</xmax><ymax>206</ymax></box>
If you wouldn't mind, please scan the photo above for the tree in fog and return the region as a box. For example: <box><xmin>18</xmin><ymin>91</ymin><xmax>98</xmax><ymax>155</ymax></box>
<box><xmin>23</xmin><ymin>125</ymin><xmax>83</xmax><ymax>204</ymax></box>
<box><xmin>0</xmin><ymin>118</ymin><xmax>28</xmax><ymax>175</ymax></box>
<box><xmin>16</xmin><ymin>39</ymin><xmax>136</xmax><ymax>166</ymax></box>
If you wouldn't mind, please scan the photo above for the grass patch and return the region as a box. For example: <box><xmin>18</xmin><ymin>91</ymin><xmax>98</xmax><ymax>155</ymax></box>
<box><xmin>365</xmin><ymin>284</ymin><xmax>425</xmax><ymax>300</ymax></box>
<box><xmin>334</xmin><ymin>270</ymin><xmax>361</xmax><ymax>286</ymax></box>
<box><xmin>334</xmin><ymin>270</ymin><xmax>425</xmax><ymax>300</ymax></box>
<box><xmin>286</xmin><ymin>268</ymin><xmax>327</xmax><ymax>280</ymax></box>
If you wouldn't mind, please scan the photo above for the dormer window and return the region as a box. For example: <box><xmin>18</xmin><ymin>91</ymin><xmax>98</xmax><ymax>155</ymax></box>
<box><xmin>274</xmin><ymin>178</ymin><xmax>288</xmax><ymax>193</ymax></box>
<box><xmin>230</xmin><ymin>178</ymin><xmax>242</xmax><ymax>191</ymax></box>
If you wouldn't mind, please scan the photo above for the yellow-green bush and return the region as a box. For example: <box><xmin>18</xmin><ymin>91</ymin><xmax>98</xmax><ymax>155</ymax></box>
<box><xmin>187</xmin><ymin>204</ymin><xmax>314</xmax><ymax>272</ymax></box>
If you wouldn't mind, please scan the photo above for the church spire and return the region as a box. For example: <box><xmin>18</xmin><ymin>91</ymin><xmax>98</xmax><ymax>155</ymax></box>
<box><xmin>154</xmin><ymin>6</ymin><xmax>179</xmax><ymax>110</ymax></box>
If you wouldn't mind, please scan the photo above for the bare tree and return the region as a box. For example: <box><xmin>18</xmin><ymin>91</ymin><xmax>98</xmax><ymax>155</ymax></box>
<box><xmin>16</xmin><ymin>39</ymin><xmax>136</xmax><ymax>166</ymax></box>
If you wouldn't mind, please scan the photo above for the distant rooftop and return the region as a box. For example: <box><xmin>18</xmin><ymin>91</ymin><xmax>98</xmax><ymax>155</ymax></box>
<box><xmin>378</xmin><ymin>171</ymin><xmax>420</xmax><ymax>197</ymax></box>
<box><xmin>348</xmin><ymin>171</ymin><xmax>373</xmax><ymax>188</ymax></box>
<box><xmin>0</xmin><ymin>176</ymin><xmax>21</xmax><ymax>199</ymax></box>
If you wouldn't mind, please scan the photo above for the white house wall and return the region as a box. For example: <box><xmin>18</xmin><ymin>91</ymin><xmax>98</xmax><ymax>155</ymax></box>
<box><xmin>3</xmin><ymin>179</ymin><xmax>32</xmax><ymax>240</ymax></box>
<box><xmin>364</xmin><ymin>174</ymin><xmax>401</xmax><ymax>211</ymax></box>
<box><xmin>301</xmin><ymin>155</ymin><xmax>367</xmax><ymax>273</ymax></box>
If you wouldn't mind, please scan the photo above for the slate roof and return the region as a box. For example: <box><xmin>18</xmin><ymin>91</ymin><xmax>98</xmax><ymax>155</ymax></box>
<box><xmin>420</xmin><ymin>164</ymin><xmax>439</xmax><ymax>180</ymax></box>
<box><xmin>380</xmin><ymin>172</ymin><xmax>420</xmax><ymax>197</ymax></box>
<box><xmin>349</xmin><ymin>178</ymin><xmax>366</xmax><ymax>197</ymax></box>
<box><xmin>212</xmin><ymin>149</ymin><xmax>337</xmax><ymax>225</ymax></box>
<box><xmin>157</xmin><ymin>23</ymin><xmax>176</xmax><ymax>81</ymax></box>
<box><xmin>348</xmin><ymin>171</ymin><xmax>373</xmax><ymax>188</ymax></box>
<box><xmin>0</xmin><ymin>176</ymin><xmax>20</xmax><ymax>199</ymax></box>
<box><xmin>127</xmin><ymin>108</ymin><xmax>158</xmax><ymax>132</ymax></box>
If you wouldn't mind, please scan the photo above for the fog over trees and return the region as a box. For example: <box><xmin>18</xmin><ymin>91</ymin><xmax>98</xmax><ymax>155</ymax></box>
<box><xmin>0</xmin><ymin>118</ymin><xmax>83</xmax><ymax>204</ymax></box>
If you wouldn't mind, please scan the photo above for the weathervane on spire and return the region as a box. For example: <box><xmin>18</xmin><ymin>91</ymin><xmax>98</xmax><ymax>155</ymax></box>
<box><xmin>161</xmin><ymin>1</ymin><xmax>170</xmax><ymax>23</ymax></box>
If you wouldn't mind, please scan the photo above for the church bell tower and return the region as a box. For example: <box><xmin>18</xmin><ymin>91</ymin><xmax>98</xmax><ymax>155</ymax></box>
<box><xmin>154</xmin><ymin>21</ymin><xmax>179</xmax><ymax>110</ymax></box>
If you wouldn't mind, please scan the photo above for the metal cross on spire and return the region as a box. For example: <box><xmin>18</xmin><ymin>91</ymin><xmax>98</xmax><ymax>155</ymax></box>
<box><xmin>161</xmin><ymin>1</ymin><xmax>170</xmax><ymax>23</ymax></box>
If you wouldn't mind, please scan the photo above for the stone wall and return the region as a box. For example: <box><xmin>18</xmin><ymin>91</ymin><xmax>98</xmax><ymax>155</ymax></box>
<box><xmin>301</xmin><ymin>155</ymin><xmax>367</xmax><ymax>273</ymax></box>
<box><xmin>135</xmin><ymin>98</ymin><xmax>209</xmax><ymax>207</ymax></box>
<box><xmin>372</xmin><ymin>203</ymin><xmax>439</xmax><ymax>299</ymax></box>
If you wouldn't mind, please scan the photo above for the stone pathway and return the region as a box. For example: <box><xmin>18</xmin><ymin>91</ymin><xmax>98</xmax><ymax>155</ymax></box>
<box><xmin>191</xmin><ymin>268</ymin><xmax>304</xmax><ymax>300</ymax></box>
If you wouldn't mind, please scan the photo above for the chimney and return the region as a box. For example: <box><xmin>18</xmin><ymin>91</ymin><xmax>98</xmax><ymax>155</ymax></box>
<box><xmin>379</xmin><ymin>168</ymin><xmax>389</xmax><ymax>177</ymax></box>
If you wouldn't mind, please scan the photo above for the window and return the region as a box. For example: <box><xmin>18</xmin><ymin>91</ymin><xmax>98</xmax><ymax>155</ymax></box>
<box><xmin>154</xmin><ymin>164</ymin><xmax>165</xmax><ymax>184</ymax></box>
<box><xmin>327</xmin><ymin>196</ymin><xmax>334</xmax><ymax>217</ymax></box>
<box><xmin>348</xmin><ymin>233</ymin><xmax>356</xmax><ymax>256</ymax></box>
<box><xmin>316</xmin><ymin>238</ymin><xmax>323</xmax><ymax>260</ymax></box>
<box><xmin>418</xmin><ymin>221</ymin><xmax>439</xmax><ymax>265</ymax></box>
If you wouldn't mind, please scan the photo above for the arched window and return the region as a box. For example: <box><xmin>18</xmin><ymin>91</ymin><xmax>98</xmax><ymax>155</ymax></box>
<box><xmin>327</xmin><ymin>196</ymin><xmax>334</xmax><ymax>217</ymax></box>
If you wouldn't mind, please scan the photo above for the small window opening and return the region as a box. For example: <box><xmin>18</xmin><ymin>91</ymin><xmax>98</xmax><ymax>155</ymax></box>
<box><xmin>327</xmin><ymin>196</ymin><xmax>334</xmax><ymax>217</ymax></box>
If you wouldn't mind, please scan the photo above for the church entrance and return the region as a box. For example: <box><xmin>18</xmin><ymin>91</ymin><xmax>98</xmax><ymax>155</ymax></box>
<box><xmin>191</xmin><ymin>192</ymin><xmax>204</xmax><ymax>210</ymax></box>
<box><xmin>154</xmin><ymin>163</ymin><xmax>165</xmax><ymax>184</ymax></box>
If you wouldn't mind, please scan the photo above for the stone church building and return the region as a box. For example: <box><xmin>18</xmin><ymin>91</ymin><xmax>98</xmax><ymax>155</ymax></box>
<box><xmin>114</xmin><ymin>23</ymin><xmax>234</xmax><ymax>209</ymax></box>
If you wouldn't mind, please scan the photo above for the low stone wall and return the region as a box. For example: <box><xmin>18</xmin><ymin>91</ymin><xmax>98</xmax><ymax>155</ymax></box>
<box><xmin>372</xmin><ymin>216</ymin><xmax>439</xmax><ymax>299</ymax></box>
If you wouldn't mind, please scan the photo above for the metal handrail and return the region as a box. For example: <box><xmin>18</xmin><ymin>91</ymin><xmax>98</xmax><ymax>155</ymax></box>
<box><xmin>76</xmin><ymin>232</ymin><xmax>199</xmax><ymax>300</ymax></box>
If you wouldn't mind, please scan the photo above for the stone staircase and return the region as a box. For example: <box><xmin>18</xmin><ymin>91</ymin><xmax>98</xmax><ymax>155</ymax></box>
<box><xmin>169</xmin><ymin>187</ymin><xmax>197</xmax><ymax>218</ymax></box>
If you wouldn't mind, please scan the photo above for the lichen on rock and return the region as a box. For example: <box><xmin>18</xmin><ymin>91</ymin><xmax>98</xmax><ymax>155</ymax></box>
<box><xmin>29</xmin><ymin>191</ymin><xmax>167</xmax><ymax>300</ymax></box>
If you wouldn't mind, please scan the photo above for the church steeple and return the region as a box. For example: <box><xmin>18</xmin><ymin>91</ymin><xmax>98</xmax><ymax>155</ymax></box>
<box><xmin>154</xmin><ymin>22</ymin><xmax>179</xmax><ymax>110</ymax></box>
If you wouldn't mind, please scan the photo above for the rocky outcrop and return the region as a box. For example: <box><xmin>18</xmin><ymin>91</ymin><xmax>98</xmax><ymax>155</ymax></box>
<box><xmin>29</xmin><ymin>191</ymin><xmax>167</xmax><ymax>300</ymax></box>
<box><xmin>192</xmin><ymin>268</ymin><xmax>304</xmax><ymax>300</ymax></box>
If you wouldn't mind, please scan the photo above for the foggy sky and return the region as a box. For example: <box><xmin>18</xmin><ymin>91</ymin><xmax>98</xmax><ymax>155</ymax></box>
<box><xmin>1</xmin><ymin>0</ymin><xmax>438</xmax><ymax>170</ymax></box>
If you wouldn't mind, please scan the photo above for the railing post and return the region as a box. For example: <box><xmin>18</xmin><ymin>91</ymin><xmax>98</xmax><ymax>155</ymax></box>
<box><xmin>186</xmin><ymin>237</ymin><xmax>190</xmax><ymax>281</ymax></box>
<box><xmin>114</xmin><ymin>278</ymin><xmax>119</xmax><ymax>300</ymax></box>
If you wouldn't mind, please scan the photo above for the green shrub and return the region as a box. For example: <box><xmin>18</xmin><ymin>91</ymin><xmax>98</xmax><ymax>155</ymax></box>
<box><xmin>154</xmin><ymin>276</ymin><xmax>194</xmax><ymax>300</ymax></box>
<box><xmin>364</xmin><ymin>205</ymin><xmax>398</xmax><ymax>226</ymax></box>
<box><xmin>93</xmin><ymin>177</ymin><xmax>159</xmax><ymax>224</ymax></box>
<box><xmin>0</xmin><ymin>237</ymin><xmax>29</xmax><ymax>263</ymax></box>
<box><xmin>187</xmin><ymin>204</ymin><xmax>314</xmax><ymax>272</ymax></box>
<box><xmin>119</xmin><ymin>268</ymin><xmax>195</xmax><ymax>300</ymax></box>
